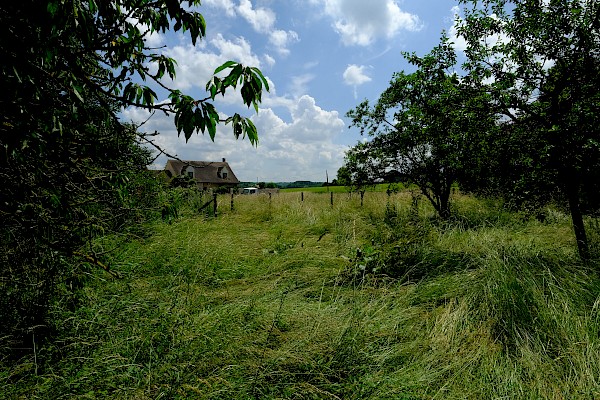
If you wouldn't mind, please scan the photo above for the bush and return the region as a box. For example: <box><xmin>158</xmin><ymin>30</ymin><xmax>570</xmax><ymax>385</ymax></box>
<box><xmin>0</xmin><ymin>121</ymin><xmax>160</xmax><ymax>357</ymax></box>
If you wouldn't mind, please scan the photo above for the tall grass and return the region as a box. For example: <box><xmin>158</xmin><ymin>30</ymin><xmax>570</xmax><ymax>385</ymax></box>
<box><xmin>1</xmin><ymin>191</ymin><xmax>599</xmax><ymax>399</ymax></box>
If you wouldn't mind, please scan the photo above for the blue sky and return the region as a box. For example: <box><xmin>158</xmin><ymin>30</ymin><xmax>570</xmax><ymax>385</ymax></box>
<box><xmin>123</xmin><ymin>0</ymin><xmax>464</xmax><ymax>182</ymax></box>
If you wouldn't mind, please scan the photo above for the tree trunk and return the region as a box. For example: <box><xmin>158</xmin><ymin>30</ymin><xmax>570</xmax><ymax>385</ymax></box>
<box><xmin>439</xmin><ymin>180</ymin><xmax>452</xmax><ymax>220</ymax></box>
<box><xmin>421</xmin><ymin>184</ymin><xmax>451</xmax><ymax>220</ymax></box>
<box><xmin>439</xmin><ymin>195</ymin><xmax>451</xmax><ymax>220</ymax></box>
<box><xmin>563</xmin><ymin>173</ymin><xmax>589</xmax><ymax>261</ymax></box>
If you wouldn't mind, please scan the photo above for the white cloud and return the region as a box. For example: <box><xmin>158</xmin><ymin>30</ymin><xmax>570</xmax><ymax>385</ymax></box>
<box><xmin>343</xmin><ymin>64</ymin><xmax>372</xmax><ymax>86</ymax></box>
<box><xmin>203</xmin><ymin>0</ymin><xmax>237</xmax><ymax>17</ymax></box>
<box><xmin>122</xmin><ymin>95</ymin><xmax>346</xmax><ymax>182</ymax></box>
<box><xmin>126</xmin><ymin>16</ymin><xmax>165</xmax><ymax>48</ymax></box>
<box><xmin>269</xmin><ymin>29</ymin><xmax>300</xmax><ymax>55</ymax></box>
<box><xmin>211</xmin><ymin>34</ymin><xmax>261</xmax><ymax>67</ymax></box>
<box><xmin>447</xmin><ymin>6</ymin><xmax>468</xmax><ymax>52</ymax></box>
<box><xmin>219</xmin><ymin>0</ymin><xmax>299</xmax><ymax>55</ymax></box>
<box><xmin>317</xmin><ymin>0</ymin><xmax>422</xmax><ymax>46</ymax></box>
<box><xmin>289</xmin><ymin>74</ymin><xmax>316</xmax><ymax>97</ymax></box>
<box><xmin>145</xmin><ymin>31</ymin><xmax>165</xmax><ymax>48</ymax></box>
<box><xmin>263</xmin><ymin>54</ymin><xmax>276</xmax><ymax>67</ymax></box>
<box><xmin>238</xmin><ymin>0</ymin><xmax>276</xmax><ymax>33</ymax></box>
<box><xmin>160</xmin><ymin>34</ymin><xmax>262</xmax><ymax>92</ymax></box>
<box><xmin>343</xmin><ymin>64</ymin><xmax>372</xmax><ymax>99</ymax></box>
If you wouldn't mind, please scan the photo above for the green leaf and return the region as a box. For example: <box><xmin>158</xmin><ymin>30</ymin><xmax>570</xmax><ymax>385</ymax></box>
<box><xmin>194</xmin><ymin>107</ymin><xmax>205</xmax><ymax>133</ymax></box>
<box><xmin>142</xmin><ymin>87</ymin><xmax>156</xmax><ymax>106</ymax></box>
<box><xmin>88</xmin><ymin>0</ymin><xmax>97</xmax><ymax>14</ymax></box>
<box><xmin>224</xmin><ymin>64</ymin><xmax>243</xmax><ymax>88</ymax></box>
<box><xmin>251</xmin><ymin>67</ymin><xmax>270</xmax><ymax>92</ymax></box>
<box><xmin>71</xmin><ymin>82</ymin><xmax>85</xmax><ymax>103</ymax></box>
<box><xmin>207</xmin><ymin>116</ymin><xmax>216</xmax><ymax>141</ymax></box>
<box><xmin>245</xmin><ymin>119</ymin><xmax>259</xmax><ymax>146</ymax></box>
<box><xmin>214</xmin><ymin>61</ymin><xmax>237</xmax><ymax>75</ymax></box>
<box><xmin>204</xmin><ymin>103</ymin><xmax>218</xmax><ymax>141</ymax></box>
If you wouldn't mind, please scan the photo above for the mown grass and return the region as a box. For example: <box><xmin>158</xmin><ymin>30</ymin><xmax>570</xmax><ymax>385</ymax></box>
<box><xmin>2</xmin><ymin>190</ymin><xmax>599</xmax><ymax>399</ymax></box>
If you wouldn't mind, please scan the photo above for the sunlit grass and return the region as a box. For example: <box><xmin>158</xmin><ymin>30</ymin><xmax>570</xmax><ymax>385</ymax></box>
<box><xmin>2</xmin><ymin>190</ymin><xmax>599</xmax><ymax>399</ymax></box>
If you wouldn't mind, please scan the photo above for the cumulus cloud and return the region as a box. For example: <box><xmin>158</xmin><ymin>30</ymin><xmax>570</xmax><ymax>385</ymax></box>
<box><xmin>269</xmin><ymin>29</ymin><xmax>300</xmax><ymax>55</ymax></box>
<box><xmin>211</xmin><ymin>34</ymin><xmax>261</xmax><ymax>66</ymax></box>
<box><xmin>343</xmin><ymin>64</ymin><xmax>371</xmax><ymax>98</ymax></box>
<box><xmin>317</xmin><ymin>0</ymin><xmax>422</xmax><ymax>46</ymax></box>
<box><xmin>447</xmin><ymin>6</ymin><xmax>468</xmax><ymax>52</ymax></box>
<box><xmin>205</xmin><ymin>0</ymin><xmax>299</xmax><ymax>56</ymax></box>
<box><xmin>144</xmin><ymin>31</ymin><xmax>165</xmax><ymax>48</ymax></box>
<box><xmin>202</xmin><ymin>0</ymin><xmax>237</xmax><ymax>17</ymax></box>
<box><xmin>126</xmin><ymin>16</ymin><xmax>165</xmax><ymax>48</ymax></box>
<box><xmin>158</xmin><ymin>34</ymin><xmax>261</xmax><ymax>93</ymax></box>
<box><xmin>343</xmin><ymin>64</ymin><xmax>371</xmax><ymax>86</ymax></box>
<box><xmin>122</xmin><ymin>95</ymin><xmax>346</xmax><ymax>181</ymax></box>
<box><xmin>238</xmin><ymin>0</ymin><xmax>276</xmax><ymax>33</ymax></box>
<box><xmin>263</xmin><ymin>53</ymin><xmax>276</xmax><ymax>67</ymax></box>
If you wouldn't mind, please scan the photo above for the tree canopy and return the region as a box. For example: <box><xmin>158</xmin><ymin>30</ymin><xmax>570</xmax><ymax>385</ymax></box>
<box><xmin>346</xmin><ymin>38</ymin><xmax>494</xmax><ymax>219</ymax></box>
<box><xmin>344</xmin><ymin>0</ymin><xmax>600</xmax><ymax>259</ymax></box>
<box><xmin>456</xmin><ymin>0</ymin><xmax>600</xmax><ymax>259</ymax></box>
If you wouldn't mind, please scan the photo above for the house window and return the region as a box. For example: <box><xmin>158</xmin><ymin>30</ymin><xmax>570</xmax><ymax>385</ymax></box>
<box><xmin>217</xmin><ymin>166</ymin><xmax>228</xmax><ymax>179</ymax></box>
<box><xmin>183</xmin><ymin>166</ymin><xmax>194</xmax><ymax>178</ymax></box>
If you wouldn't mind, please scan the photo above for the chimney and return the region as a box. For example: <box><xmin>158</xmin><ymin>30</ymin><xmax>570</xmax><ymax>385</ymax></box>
<box><xmin>222</xmin><ymin>157</ymin><xmax>226</xmax><ymax>162</ymax></box>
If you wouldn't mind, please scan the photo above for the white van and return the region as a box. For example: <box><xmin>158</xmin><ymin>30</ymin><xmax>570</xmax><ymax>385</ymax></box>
<box><xmin>242</xmin><ymin>187</ymin><xmax>259</xmax><ymax>194</ymax></box>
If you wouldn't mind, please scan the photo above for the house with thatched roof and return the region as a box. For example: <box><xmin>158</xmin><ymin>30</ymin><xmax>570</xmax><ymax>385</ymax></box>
<box><xmin>164</xmin><ymin>158</ymin><xmax>240</xmax><ymax>190</ymax></box>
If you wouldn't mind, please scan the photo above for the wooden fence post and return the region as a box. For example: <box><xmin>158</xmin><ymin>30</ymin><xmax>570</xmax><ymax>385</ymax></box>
<box><xmin>360</xmin><ymin>191</ymin><xmax>365</xmax><ymax>207</ymax></box>
<box><xmin>213</xmin><ymin>193</ymin><xmax>217</xmax><ymax>217</ymax></box>
<box><xmin>230</xmin><ymin>190</ymin><xmax>234</xmax><ymax>211</ymax></box>
<box><xmin>301</xmin><ymin>192</ymin><xmax>304</xmax><ymax>202</ymax></box>
<box><xmin>330</xmin><ymin>191</ymin><xmax>333</xmax><ymax>207</ymax></box>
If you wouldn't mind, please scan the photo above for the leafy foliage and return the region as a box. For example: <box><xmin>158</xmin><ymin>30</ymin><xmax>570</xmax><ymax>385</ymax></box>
<box><xmin>346</xmin><ymin>38</ymin><xmax>494</xmax><ymax>219</ymax></box>
<box><xmin>456</xmin><ymin>0</ymin><xmax>600</xmax><ymax>258</ymax></box>
<box><xmin>346</xmin><ymin>0</ymin><xmax>600</xmax><ymax>257</ymax></box>
<box><xmin>0</xmin><ymin>0</ymin><xmax>268</xmax><ymax>353</ymax></box>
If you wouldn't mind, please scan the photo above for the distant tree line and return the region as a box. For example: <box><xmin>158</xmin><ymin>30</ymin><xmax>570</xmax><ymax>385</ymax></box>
<box><xmin>239</xmin><ymin>181</ymin><xmax>326</xmax><ymax>189</ymax></box>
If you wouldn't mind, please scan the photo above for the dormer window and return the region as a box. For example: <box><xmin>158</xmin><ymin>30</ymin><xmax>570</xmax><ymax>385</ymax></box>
<box><xmin>217</xmin><ymin>166</ymin><xmax>228</xmax><ymax>179</ymax></box>
<box><xmin>182</xmin><ymin>166</ymin><xmax>194</xmax><ymax>178</ymax></box>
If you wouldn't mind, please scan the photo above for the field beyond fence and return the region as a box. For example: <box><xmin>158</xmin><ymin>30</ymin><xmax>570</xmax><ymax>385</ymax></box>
<box><xmin>2</xmin><ymin>190</ymin><xmax>600</xmax><ymax>399</ymax></box>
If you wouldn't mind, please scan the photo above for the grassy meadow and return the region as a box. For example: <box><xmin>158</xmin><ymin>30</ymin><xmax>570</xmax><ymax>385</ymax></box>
<box><xmin>280</xmin><ymin>184</ymin><xmax>396</xmax><ymax>193</ymax></box>
<box><xmin>2</xmin><ymin>190</ymin><xmax>600</xmax><ymax>399</ymax></box>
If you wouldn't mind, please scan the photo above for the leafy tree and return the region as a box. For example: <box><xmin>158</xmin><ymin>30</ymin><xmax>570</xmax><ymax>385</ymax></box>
<box><xmin>460</xmin><ymin>116</ymin><xmax>560</xmax><ymax>213</ymax></box>
<box><xmin>457</xmin><ymin>0</ymin><xmax>600</xmax><ymax>259</ymax></box>
<box><xmin>0</xmin><ymin>0</ymin><xmax>268</xmax><ymax>351</ymax></box>
<box><xmin>339</xmin><ymin>142</ymin><xmax>381</xmax><ymax>193</ymax></box>
<box><xmin>347</xmin><ymin>39</ymin><xmax>493</xmax><ymax>219</ymax></box>
<box><xmin>335</xmin><ymin>165</ymin><xmax>352</xmax><ymax>187</ymax></box>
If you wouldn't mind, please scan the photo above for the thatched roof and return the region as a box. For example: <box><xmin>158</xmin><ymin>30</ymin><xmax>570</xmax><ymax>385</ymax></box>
<box><xmin>165</xmin><ymin>159</ymin><xmax>240</xmax><ymax>185</ymax></box>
